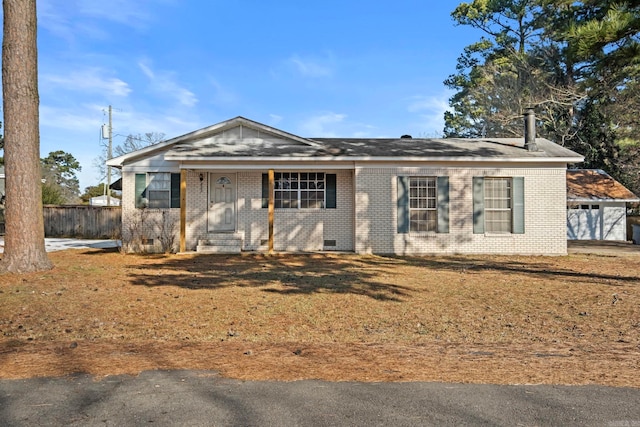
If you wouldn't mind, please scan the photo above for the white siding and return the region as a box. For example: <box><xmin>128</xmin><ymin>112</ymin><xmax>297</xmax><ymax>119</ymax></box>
<box><xmin>567</xmin><ymin>202</ymin><xmax>627</xmax><ymax>241</ymax></box>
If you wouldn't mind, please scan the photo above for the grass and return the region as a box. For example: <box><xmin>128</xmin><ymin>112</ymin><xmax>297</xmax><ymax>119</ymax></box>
<box><xmin>0</xmin><ymin>248</ymin><xmax>639</xmax><ymax>386</ymax></box>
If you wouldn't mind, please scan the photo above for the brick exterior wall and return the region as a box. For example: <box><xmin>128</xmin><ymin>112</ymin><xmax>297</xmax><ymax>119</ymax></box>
<box><xmin>354</xmin><ymin>165</ymin><xmax>568</xmax><ymax>255</ymax></box>
<box><xmin>120</xmin><ymin>172</ymin><xmax>181</xmax><ymax>253</ymax></box>
<box><xmin>236</xmin><ymin>170</ymin><xmax>354</xmax><ymax>252</ymax></box>
<box><xmin>122</xmin><ymin>164</ymin><xmax>568</xmax><ymax>255</ymax></box>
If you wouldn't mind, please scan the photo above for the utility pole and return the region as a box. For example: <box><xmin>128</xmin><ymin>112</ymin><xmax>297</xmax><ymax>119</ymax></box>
<box><xmin>107</xmin><ymin>105</ymin><xmax>113</xmax><ymax>207</ymax></box>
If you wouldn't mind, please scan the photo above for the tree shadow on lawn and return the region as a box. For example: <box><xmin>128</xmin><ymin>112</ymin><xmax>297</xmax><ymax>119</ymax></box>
<box><xmin>392</xmin><ymin>255</ymin><xmax>640</xmax><ymax>287</ymax></box>
<box><xmin>124</xmin><ymin>252</ymin><xmax>638</xmax><ymax>301</ymax></box>
<box><xmin>125</xmin><ymin>253</ymin><xmax>412</xmax><ymax>302</ymax></box>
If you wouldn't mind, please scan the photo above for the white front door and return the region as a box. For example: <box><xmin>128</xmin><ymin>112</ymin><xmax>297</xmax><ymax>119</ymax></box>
<box><xmin>208</xmin><ymin>174</ymin><xmax>236</xmax><ymax>232</ymax></box>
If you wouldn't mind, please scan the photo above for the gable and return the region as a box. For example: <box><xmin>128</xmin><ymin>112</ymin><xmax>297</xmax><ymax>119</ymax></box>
<box><xmin>167</xmin><ymin>124</ymin><xmax>318</xmax><ymax>159</ymax></box>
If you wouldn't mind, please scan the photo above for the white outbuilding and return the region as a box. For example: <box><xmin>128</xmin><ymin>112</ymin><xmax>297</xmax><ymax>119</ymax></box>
<box><xmin>567</xmin><ymin>169</ymin><xmax>639</xmax><ymax>241</ymax></box>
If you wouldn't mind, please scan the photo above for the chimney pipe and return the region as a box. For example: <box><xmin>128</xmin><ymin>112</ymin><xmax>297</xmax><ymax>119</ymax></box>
<box><xmin>524</xmin><ymin>108</ymin><xmax>538</xmax><ymax>152</ymax></box>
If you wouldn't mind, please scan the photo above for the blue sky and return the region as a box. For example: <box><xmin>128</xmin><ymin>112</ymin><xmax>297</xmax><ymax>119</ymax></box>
<box><xmin>4</xmin><ymin>0</ymin><xmax>480</xmax><ymax>191</ymax></box>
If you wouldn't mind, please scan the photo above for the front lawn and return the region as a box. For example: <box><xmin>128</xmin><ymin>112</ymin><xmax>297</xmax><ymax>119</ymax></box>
<box><xmin>0</xmin><ymin>249</ymin><xmax>638</xmax><ymax>386</ymax></box>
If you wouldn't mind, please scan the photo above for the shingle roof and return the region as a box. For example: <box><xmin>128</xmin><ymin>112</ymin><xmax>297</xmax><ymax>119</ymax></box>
<box><xmin>164</xmin><ymin>135</ymin><xmax>583</xmax><ymax>162</ymax></box>
<box><xmin>108</xmin><ymin>116</ymin><xmax>584</xmax><ymax>166</ymax></box>
<box><xmin>307</xmin><ymin>137</ymin><xmax>581</xmax><ymax>160</ymax></box>
<box><xmin>567</xmin><ymin>169</ymin><xmax>639</xmax><ymax>202</ymax></box>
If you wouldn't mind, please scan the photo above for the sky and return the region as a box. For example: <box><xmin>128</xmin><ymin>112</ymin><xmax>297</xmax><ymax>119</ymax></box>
<box><xmin>2</xmin><ymin>0</ymin><xmax>481</xmax><ymax>191</ymax></box>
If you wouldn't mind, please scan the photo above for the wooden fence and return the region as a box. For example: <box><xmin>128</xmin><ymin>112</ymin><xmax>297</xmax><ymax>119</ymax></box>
<box><xmin>43</xmin><ymin>205</ymin><xmax>121</xmax><ymax>239</ymax></box>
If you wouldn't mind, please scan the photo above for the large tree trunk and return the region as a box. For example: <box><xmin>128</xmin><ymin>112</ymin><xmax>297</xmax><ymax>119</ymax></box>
<box><xmin>1</xmin><ymin>0</ymin><xmax>52</xmax><ymax>273</ymax></box>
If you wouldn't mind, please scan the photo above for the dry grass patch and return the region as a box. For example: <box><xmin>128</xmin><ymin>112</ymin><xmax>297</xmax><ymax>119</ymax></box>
<box><xmin>0</xmin><ymin>249</ymin><xmax>638</xmax><ymax>386</ymax></box>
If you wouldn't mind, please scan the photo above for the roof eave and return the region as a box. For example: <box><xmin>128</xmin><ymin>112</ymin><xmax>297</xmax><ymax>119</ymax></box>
<box><xmin>568</xmin><ymin>197</ymin><xmax>640</xmax><ymax>203</ymax></box>
<box><xmin>165</xmin><ymin>155</ymin><xmax>584</xmax><ymax>163</ymax></box>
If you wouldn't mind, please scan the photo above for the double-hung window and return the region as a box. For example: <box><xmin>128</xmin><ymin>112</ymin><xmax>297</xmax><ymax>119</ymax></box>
<box><xmin>135</xmin><ymin>173</ymin><xmax>181</xmax><ymax>208</ymax></box>
<box><xmin>409</xmin><ymin>177</ymin><xmax>437</xmax><ymax>232</ymax></box>
<box><xmin>473</xmin><ymin>176</ymin><xmax>524</xmax><ymax>234</ymax></box>
<box><xmin>397</xmin><ymin>176</ymin><xmax>449</xmax><ymax>234</ymax></box>
<box><xmin>484</xmin><ymin>178</ymin><xmax>512</xmax><ymax>233</ymax></box>
<box><xmin>147</xmin><ymin>173</ymin><xmax>171</xmax><ymax>208</ymax></box>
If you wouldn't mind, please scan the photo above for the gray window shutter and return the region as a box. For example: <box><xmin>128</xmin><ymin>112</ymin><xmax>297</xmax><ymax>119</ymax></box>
<box><xmin>326</xmin><ymin>174</ymin><xmax>337</xmax><ymax>208</ymax></box>
<box><xmin>437</xmin><ymin>176</ymin><xmax>450</xmax><ymax>233</ymax></box>
<box><xmin>397</xmin><ymin>176</ymin><xmax>409</xmax><ymax>234</ymax></box>
<box><xmin>513</xmin><ymin>177</ymin><xmax>525</xmax><ymax>234</ymax></box>
<box><xmin>170</xmin><ymin>173</ymin><xmax>181</xmax><ymax>208</ymax></box>
<box><xmin>135</xmin><ymin>174</ymin><xmax>146</xmax><ymax>208</ymax></box>
<box><xmin>473</xmin><ymin>177</ymin><xmax>484</xmax><ymax>234</ymax></box>
<box><xmin>261</xmin><ymin>173</ymin><xmax>268</xmax><ymax>208</ymax></box>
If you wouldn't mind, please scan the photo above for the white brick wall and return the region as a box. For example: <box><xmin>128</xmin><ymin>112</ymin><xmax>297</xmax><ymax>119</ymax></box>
<box><xmin>122</xmin><ymin>164</ymin><xmax>568</xmax><ymax>255</ymax></box>
<box><xmin>237</xmin><ymin>170</ymin><xmax>354</xmax><ymax>252</ymax></box>
<box><xmin>120</xmin><ymin>172</ymin><xmax>181</xmax><ymax>253</ymax></box>
<box><xmin>354</xmin><ymin>165</ymin><xmax>568</xmax><ymax>255</ymax></box>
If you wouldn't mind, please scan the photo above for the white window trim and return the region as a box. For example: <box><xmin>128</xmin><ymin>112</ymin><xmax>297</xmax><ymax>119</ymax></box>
<box><xmin>274</xmin><ymin>171</ymin><xmax>327</xmax><ymax>209</ymax></box>
<box><xmin>408</xmin><ymin>176</ymin><xmax>437</xmax><ymax>233</ymax></box>
<box><xmin>484</xmin><ymin>177</ymin><xmax>513</xmax><ymax>234</ymax></box>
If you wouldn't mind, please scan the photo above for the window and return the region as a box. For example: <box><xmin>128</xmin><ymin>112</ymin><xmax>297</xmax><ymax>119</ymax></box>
<box><xmin>409</xmin><ymin>177</ymin><xmax>437</xmax><ymax>232</ymax></box>
<box><xmin>473</xmin><ymin>176</ymin><xmax>524</xmax><ymax>234</ymax></box>
<box><xmin>484</xmin><ymin>178</ymin><xmax>512</xmax><ymax>233</ymax></box>
<box><xmin>397</xmin><ymin>176</ymin><xmax>449</xmax><ymax>234</ymax></box>
<box><xmin>148</xmin><ymin>173</ymin><xmax>171</xmax><ymax>208</ymax></box>
<box><xmin>262</xmin><ymin>172</ymin><xmax>337</xmax><ymax>209</ymax></box>
<box><xmin>135</xmin><ymin>173</ymin><xmax>181</xmax><ymax>209</ymax></box>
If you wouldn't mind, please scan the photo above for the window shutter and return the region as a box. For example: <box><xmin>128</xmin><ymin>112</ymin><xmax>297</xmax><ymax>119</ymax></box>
<box><xmin>261</xmin><ymin>173</ymin><xmax>268</xmax><ymax>208</ymax></box>
<box><xmin>325</xmin><ymin>174</ymin><xmax>337</xmax><ymax>208</ymax></box>
<box><xmin>512</xmin><ymin>177</ymin><xmax>525</xmax><ymax>234</ymax></box>
<box><xmin>397</xmin><ymin>176</ymin><xmax>409</xmax><ymax>234</ymax></box>
<box><xmin>135</xmin><ymin>174</ymin><xmax>147</xmax><ymax>208</ymax></box>
<box><xmin>170</xmin><ymin>173</ymin><xmax>181</xmax><ymax>208</ymax></box>
<box><xmin>473</xmin><ymin>177</ymin><xmax>484</xmax><ymax>234</ymax></box>
<box><xmin>437</xmin><ymin>176</ymin><xmax>449</xmax><ymax>233</ymax></box>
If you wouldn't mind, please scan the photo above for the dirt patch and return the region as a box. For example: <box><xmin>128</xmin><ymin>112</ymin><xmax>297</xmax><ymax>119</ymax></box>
<box><xmin>1</xmin><ymin>249</ymin><xmax>638</xmax><ymax>386</ymax></box>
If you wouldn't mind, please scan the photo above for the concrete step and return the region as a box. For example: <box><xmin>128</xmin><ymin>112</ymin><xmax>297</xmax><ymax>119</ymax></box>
<box><xmin>198</xmin><ymin>239</ymin><xmax>241</xmax><ymax>246</ymax></box>
<box><xmin>196</xmin><ymin>244</ymin><xmax>241</xmax><ymax>254</ymax></box>
<box><xmin>196</xmin><ymin>233</ymin><xmax>243</xmax><ymax>253</ymax></box>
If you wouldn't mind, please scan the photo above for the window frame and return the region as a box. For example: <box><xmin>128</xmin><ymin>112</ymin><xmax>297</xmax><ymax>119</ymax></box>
<box><xmin>473</xmin><ymin>176</ymin><xmax>524</xmax><ymax>235</ymax></box>
<box><xmin>147</xmin><ymin>172</ymin><xmax>172</xmax><ymax>209</ymax></box>
<box><xmin>483</xmin><ymin>177</ymin><xmax>513</xmax><ymax>234</ymax></box>
<box><xmin>135</xmin><ymin>172</ymin><xmax>181</xmax><ymax>209</ymax></box>
<box><xmin>273</xmin><ymin>172</ymin><xmax>327</xmax><ymax>209</ymax></box>
<box><xmin>397</xmin><ymin>175</ymin><xmax>449</xmax><ymax>234</ymax></box>
<box><xmin>408</xmin><ymin>176</ymin><xmax>438</xmax><ymax>233</ymax></box>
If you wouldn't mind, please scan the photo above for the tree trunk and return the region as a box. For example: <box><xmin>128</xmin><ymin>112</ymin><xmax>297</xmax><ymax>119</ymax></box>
<box><xmin>1</xmin><ymin>0</ymin><xmax>52</xmax><ymax>273</ymax></box>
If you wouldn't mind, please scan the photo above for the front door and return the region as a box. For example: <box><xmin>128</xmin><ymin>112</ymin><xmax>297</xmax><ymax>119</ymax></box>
<box><xmin>208</xmin><ymin>174</ymin><xmax>236</xmax><ymax>232</ymax></box>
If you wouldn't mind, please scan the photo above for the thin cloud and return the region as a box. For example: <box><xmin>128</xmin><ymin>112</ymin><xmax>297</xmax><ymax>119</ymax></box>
<box><xmin>40</xmin><ymin>104</ymin><xmax>104</xmax><ymax>132</ymax></box>
<box><xmin>406</xmin><ymin>93</ymin><xmax>453</xmax><ymax>136</ymax></box>
<box><xmin>41</xmin><ymin>68</ymin><xmax>132</xmax><ymax>97</ymax></box>
<box><xmin>268</xmin><ymin>114</ymin><xmax>284</xmax><ymax>126</ymax></box>
<box><xmin>288</xmin><ymin>54</ymin><xmax>335</xmax><ymax>78</ymax></box>
<box><xmin>299</xmin><ymin>112</ymin><xmax>347</xmax><ymax>136</ymax></box>
<box><xmin>138</xmin><ymin>60</ymin><xmax>198</xmax><ymax>108</ymax></box>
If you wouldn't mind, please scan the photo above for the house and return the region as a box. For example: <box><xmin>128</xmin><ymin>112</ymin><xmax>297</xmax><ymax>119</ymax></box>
<box><xmin>107</xmin><ymin>112</ymin><xmax>584</xmax><ymax>255</ymax></box>
<box><xmin>566</xmin><ymin>169</ymin><xmax>639</xmax><ymax>241</ymax></box>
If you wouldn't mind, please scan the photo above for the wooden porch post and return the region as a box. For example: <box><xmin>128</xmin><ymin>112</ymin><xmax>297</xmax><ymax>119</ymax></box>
<box><xmin>268</xmin><ymin>169</ymin><xmax>274</xmax><ymax>253</ymax></box>
<box><xmin>179</xmin><ymin>169</ymin><xmax>187</xmax><ymax>253</ymax></box>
